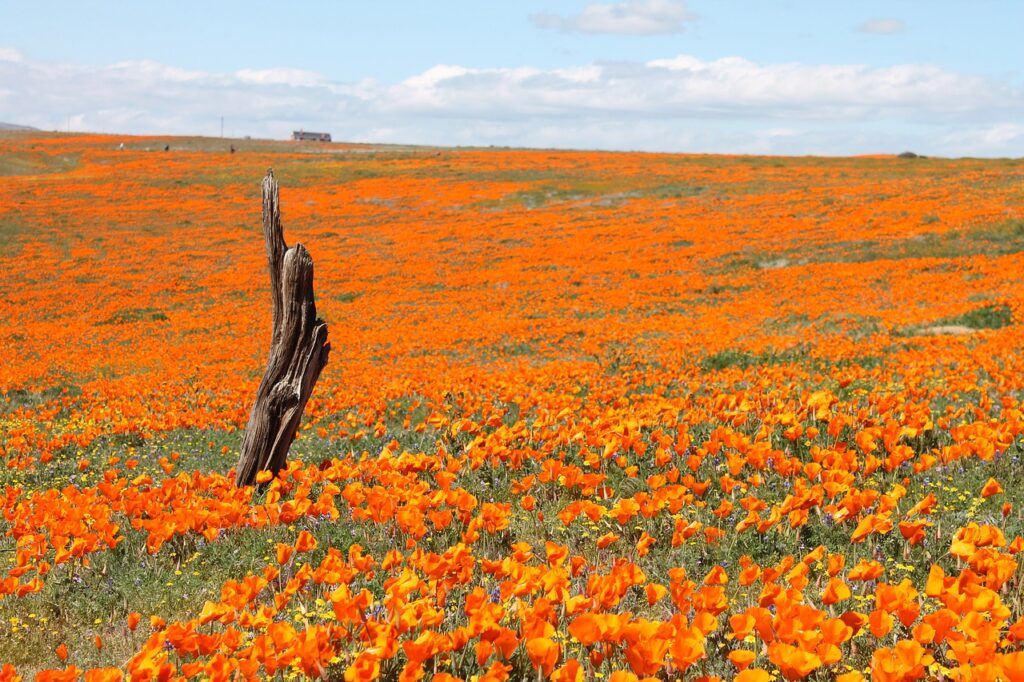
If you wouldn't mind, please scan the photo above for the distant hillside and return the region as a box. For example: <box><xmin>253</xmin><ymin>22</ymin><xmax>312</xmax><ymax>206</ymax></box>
<box><xmin>0</xmin><ymin>122</ymin><xmax>38</xmax><ymax>131</ymax></box>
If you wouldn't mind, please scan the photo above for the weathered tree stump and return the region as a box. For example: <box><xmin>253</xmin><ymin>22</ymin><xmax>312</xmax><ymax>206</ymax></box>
<box><xmin>235</xmin><ymin>169</ymin><xmax>330</xmax><ymax>487</ymax></box>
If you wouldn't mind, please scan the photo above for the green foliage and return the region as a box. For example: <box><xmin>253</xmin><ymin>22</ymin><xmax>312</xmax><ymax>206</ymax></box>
<box><xmin>935</xmin><ymin>303</ymin><xmax>1014</xmax><ymax>330</ymax></box>
<box><xmin>699</xmin><ymin>345</ymin><xmax>809</xmax><ymax>371</ymax></box>
<box><xmin>97</xmin><ymin>308</ymin><xmax>169</xmax><ymax>326</ymax></box>
<box><xmin>0</xmin><ymin>150</ymin><xmax>79</xmax><ymax>177</ymax></box>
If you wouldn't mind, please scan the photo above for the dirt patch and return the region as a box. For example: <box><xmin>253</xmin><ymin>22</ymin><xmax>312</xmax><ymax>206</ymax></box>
<box><xmin>920</xmin><ymin>325</ymin><xmax>976</xmax><ymax>336</ymax></box>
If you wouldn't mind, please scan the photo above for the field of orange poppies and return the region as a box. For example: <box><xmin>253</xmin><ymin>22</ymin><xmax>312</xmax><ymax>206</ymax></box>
<box><xmin>1</xmin><ymin>131</ymin><xmax>1024</xmax><ymax>681</ymax></box>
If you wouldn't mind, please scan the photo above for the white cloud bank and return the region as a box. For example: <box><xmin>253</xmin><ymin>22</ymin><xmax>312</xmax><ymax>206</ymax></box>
<box><xmin>1</xmin><ymin>47</ymin><xmax>1022</xmax><ymax>156</ymax></box>
<box><xmin>530</xmin><ymin>0</ymin><xmax>695</xmax><ymax>35</ymax></box>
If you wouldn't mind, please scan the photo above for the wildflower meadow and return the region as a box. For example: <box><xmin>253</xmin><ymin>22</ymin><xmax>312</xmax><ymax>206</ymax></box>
<box><xmin>1</xmin><ymin>132</ymin><xmax>1024</xmax><ymax>681</ymax></box>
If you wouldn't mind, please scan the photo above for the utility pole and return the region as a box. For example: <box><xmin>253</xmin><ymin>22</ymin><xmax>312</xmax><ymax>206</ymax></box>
<box><xmin>221</xmin><ymin>116</ymin><xmax>224</xmax><ymax>138</ymax></box>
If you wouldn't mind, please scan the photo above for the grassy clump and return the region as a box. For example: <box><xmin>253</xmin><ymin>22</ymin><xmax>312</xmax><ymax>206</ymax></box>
<box><xmin>934</xmin><ymin>303</ymin><xmax>1013</xmax><ymax>330</ymax></box>
<box><xmin>700</xmin><ymin>345</ymin><xmax>810</xmax><ymax>371</ymax></box>
<box><xmin>98</xmin><ymin>308</ymin><xmax>170</xmax><ymax>325</ymax></box>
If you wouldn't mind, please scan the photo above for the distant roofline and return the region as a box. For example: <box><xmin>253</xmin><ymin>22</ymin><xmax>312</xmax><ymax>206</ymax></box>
<box><xmin>292</xmin><ymin>130</ymin><xmax>332</xmax><ymax>141</ymax></box>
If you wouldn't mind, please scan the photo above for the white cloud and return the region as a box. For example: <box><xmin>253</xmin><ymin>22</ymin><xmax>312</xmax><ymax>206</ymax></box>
<box><xmin>108</xmin><ymin>60</ymin><xmax>208</xmax><ymax>83</ymax></box>
<box><xmin>531</xmin><ymin>0</ymin><xmax>694</xmax><ymax>35</ymax></box>
<box><xmin>0</xmin><ymin>49</ymin><xmax>1021</xmax><ymax>156</ymax></box>
<box><xmin>638</xmin><ymin>56</ymin><xmax>1000</xmax><ymax>115</ymax></box>
<box><xmin>938</xmin><ymin>123</ymin><xmax>1024</xmax><ymax>156</ymax></box>
<box><xmin>857</xmin><ymin>18</ymin><xmax>906</xmax><ymax>34</ymax></box>
<box><xmin>235</xmin><ymin>68</ymin><xmax>327</xmax><ymax>87</ymax></box>
<box><xmin>389</xmin><ymin>57</ymin><xmax>1012</xmax><ymax>122</ymax></box>
<box><xmin>0</xmin><ymin>47</ymin><xmax>25</xmax><ymax>63</ymax></box>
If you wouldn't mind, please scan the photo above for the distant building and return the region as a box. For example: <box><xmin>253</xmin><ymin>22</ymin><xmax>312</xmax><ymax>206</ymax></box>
<box><xmin>292</xmin><ymin>130</ymin><xmax>332</xmax><ymax>142</ymax></box>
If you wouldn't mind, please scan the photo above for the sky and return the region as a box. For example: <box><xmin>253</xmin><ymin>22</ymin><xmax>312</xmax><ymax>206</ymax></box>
<box><xmin>1</xmin><ymin>0</ymin><xmax>1022</xmax><ymax>156</ymax></box>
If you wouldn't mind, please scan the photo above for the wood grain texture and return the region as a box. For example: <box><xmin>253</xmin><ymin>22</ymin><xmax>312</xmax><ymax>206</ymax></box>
<box><xmin>235</xmin><ymin>169</ymin><xmax>330</xmax><ymax>487</ymax></box>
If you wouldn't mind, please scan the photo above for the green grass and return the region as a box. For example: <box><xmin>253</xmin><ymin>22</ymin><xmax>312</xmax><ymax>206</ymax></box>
<box><xmin>895</xmin><ymin>303</ymin><xmax>1014</xmax><ymax>337</ymax></box>
<box><xmin>97</xmin><ymin>308</ymin><xmax>170</xmax><ymax>326</ymax></box>
<box><xmin>0</xmin><ymin>522</ymin><xmax>305</xmax><ymax>671</ymax></box>
<box><xmin>0</xmin><ymin>151</ymin><xmax>79</xmax><ymax>177</ymax></box>
<box><xmin>0</xmin><ymin>217</ymin><xmax>29</xmax><ymax>256</ymax></box>
<box><xmin>1</xmin><ymin>382</ymin><xmax>81</xmax><ymax>417</ymax></box>
<box><xmin>710</xmin><ymin>217</ymin><xmax>1024</xmax><ymax>274</ymax></box>
<box><xmin>699</xmin><ymin>345</ymin><xmax>818</xmax><ymax>372</ymax></box>
<box><xmin>933</xmin><ymin>303</ymin><xmax>1014</xmax><ymax>330</ymax></box>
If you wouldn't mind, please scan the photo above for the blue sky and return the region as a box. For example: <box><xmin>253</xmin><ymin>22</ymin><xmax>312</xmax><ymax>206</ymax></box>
<box><xmin>1</xmin><ymin>0</ymin><xmax>1022</xmax><ymax>155</ymax></box>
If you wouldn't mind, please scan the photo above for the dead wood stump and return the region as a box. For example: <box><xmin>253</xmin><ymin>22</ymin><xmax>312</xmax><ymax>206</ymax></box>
<box><xmin>235</xmin><ymin>169</ymin><xmax>330</xmax><ymax>487</ymax></box>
